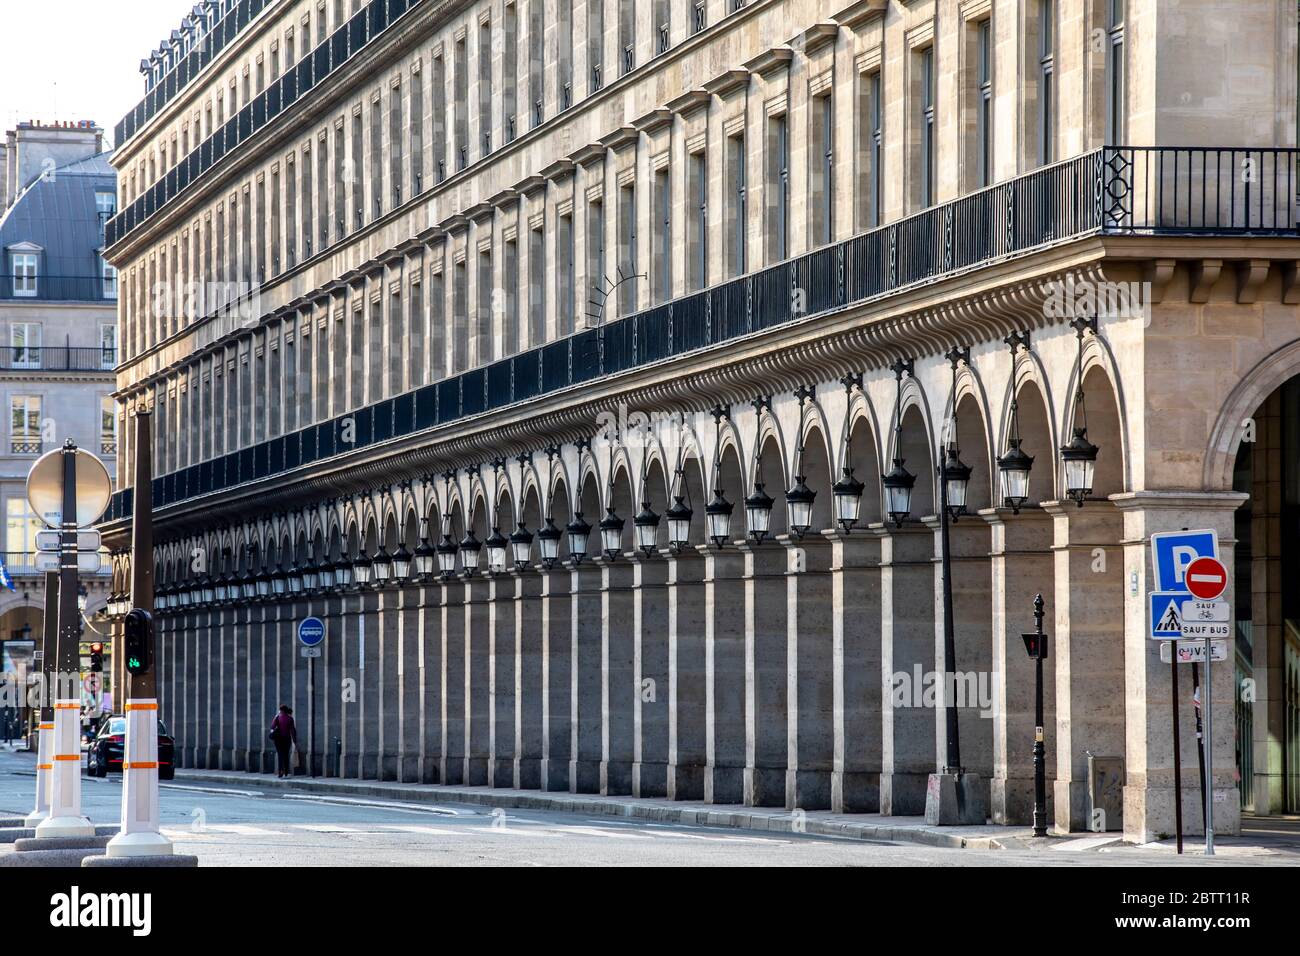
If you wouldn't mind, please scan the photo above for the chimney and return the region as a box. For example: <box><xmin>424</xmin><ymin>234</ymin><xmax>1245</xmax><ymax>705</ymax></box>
<box><xmin>1</xmin><ymin>121</ymin><xmax>104</xmax><ymax>210</ymax></box>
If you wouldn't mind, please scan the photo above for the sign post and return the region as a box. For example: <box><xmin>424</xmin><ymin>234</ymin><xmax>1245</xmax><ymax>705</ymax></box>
<box><xmin>298</xmin><ymin>617</ymin><xmax>325</xmax><ymax>778</ymax></box>
<box><xmin>1182</xmin><ymin>554</ymin><xmax>1226</xmax><ymax>858</ymax></box>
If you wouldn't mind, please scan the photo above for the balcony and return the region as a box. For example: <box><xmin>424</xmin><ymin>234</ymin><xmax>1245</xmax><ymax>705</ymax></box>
<box><xmin>0</xmin><ymin>347</ymin><xmax>117</xmax><ymax>372</ymax></box>
<box><xmin>0</xmin><ymin>275</ymin><xmax>119</xmax><ymax>304</ymax></box>
<box><xmin>104</xmin><ymin>146</ymin><xmax>1299</xmax><ymax>523</ymax></box>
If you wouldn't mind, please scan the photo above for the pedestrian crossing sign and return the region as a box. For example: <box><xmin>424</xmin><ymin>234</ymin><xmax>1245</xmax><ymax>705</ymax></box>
<box><xmin>1150</xmin><ymin>591</ymin><xmax>1184</xmax><ymax>640</ymax></box>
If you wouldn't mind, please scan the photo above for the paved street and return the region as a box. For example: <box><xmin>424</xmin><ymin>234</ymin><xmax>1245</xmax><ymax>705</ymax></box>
<box><xmin>2</xmin><ymin>749</ymin><xmax>1295</xmax><ymax>866</ymax></box>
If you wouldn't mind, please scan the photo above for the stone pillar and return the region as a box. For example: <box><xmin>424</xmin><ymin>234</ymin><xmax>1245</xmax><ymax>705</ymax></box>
<box><xmin>702</xmin><ymin>546</ymin><xmax>748</xmax><ymax>805</ymax></box>
<box><xmin>826</xmin><ymin>531</ymin><xmax>883</xmax><ymax>812</ymax></box>
<box><xmin>541</xmin><ymin>567</ymin><xmax>572</xmax><ymax>792</ymax></box>
<box><xmin>875</xmin><ymin>523</ymin><xmax>937</xmax><ymax>816</ymax></box>
<box><xmin>440</xmin><ymin>579</ymin><xmax>466</xmax><ymax>785</ymax></box>
<box><xmin>744</xmin><ymin>543</ymin><xmax>788</xmax><ymax>807</ymax></box>
<box><xmin>322</xmin><ymin>591</ymin><xmax>343</xmax><ymax>778</ymax></box>
<box><xmin>666</xmin><ymin>550</ymin><xmax>706</xmax><ymax>800</ymax></box>
<box><xmin>1038</xmin><ymin>500</ymin><xmax>1125</xmax><ymax>831</ymax></box>
<box><xmin>982</xmin><ymin>507</ymin><xmax>1057</xmax><ymax>825</ymax></box>
<box><xmin>514</xmin><ymin>569</ymin><xmax>544</xmax><ymax>789</ymax></box>
<box><xmin>1112</xmin><ymin>492</ymin><xmax>1246</xmax><ymax>841</ymax></box>
<box><xmin>359</xmin><ymin>588</ymin><xmax>380</xmax><ymax>779</ymax></box>
<box><xmin>417</xmin><ymin>584</ymin><xmax>441</xmax><ymax>784</ymax></box>
<box><xmin>338</xmin><ymin>592</ymin><xmax>359</xmax><ymax>779</ymax></box>
<box><xmin>489</xmin><ymin>571</ymin><xmax>517</xmax><ymax>788</ymax></box>
<box><xmin>399</xmin><ymin>584</ymin><xmax>421</xmax><ymax>782</ymax></box>
<box><xmin>570</xmin><ymin>563</ymin><xmax>603</xmax><ymax>794</ymax></box>
<box><xmin>464</xmin><ymin>577</ymin><xmax>491</xmax><ymax>786</ymax></box>
<box><xmin>633</xmin><ymin>556</ymin><xmax>670</xmax><ymax>798</ymax></box>
<box><xmin>377</xmin><ymin>587</ymin><xmax>400</xmax><ymax>780</ymax></box>
<box><xmin>220</xmin><ymin>604</ymin><xmax>235</xmax><ymax>768</ymax></box>
<box><xmin>784</xmin><ymin>535</ymin><xmax>835</xmax><ymax>811</ymax></box>
<box><xmin>924</xmin><ymin>514</ymin><xmax>995</xmax><ymax>808</ymax></box>
<box><xmin>601</xmin><ymin>558</ymin><xmax>637</xmax><ymax>795</ymax></box>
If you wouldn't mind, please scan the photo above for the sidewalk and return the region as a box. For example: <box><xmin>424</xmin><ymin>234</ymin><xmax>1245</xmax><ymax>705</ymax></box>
<box><xmin>171</xmin><ymin>766</ymin><xmax>1029</xmax><ymax>850</ymax></box>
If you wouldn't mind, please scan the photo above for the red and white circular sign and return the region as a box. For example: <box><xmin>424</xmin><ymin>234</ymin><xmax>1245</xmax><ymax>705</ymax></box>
<box><xmin>1184</xmin><ymin>556</ymin><xmax>1228</xmax><ymax>601</ymax></box>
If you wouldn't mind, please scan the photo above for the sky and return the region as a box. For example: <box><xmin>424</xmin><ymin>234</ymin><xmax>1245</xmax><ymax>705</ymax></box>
<box><xmin>0</xmin><ymin>0</ymin><xmax>193</xmax><ymax>150</ymax></box>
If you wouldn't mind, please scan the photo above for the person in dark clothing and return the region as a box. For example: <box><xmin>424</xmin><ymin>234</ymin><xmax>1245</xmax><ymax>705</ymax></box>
<box><xmin>269</xmin><ymin>704</ymin><xmax>297</xmax><ymax>778</ymax></box>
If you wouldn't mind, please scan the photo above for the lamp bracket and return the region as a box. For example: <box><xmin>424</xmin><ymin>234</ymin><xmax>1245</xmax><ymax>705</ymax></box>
<box><xmin>1070</xmin><ymin>316</ymin><xmax>1098</xmax><ymax>337</ymax></box>
<box><xmin>945</xmin><ymin>346</ymin><xmax>970</xmax><ymax>370</ymax></box>
<box><xmin>751</xmin><ymin>394</ymin><xmax>772</xmax><ymax>415</ymax></box>
<box><xmin>890</xmin><ymin>358</ymin><xmax>915</xmax><ymax>380</ymax></box>
<box><xmin>711</xmin><ymin>403</ymin><xmax>730</xmax><ymax>423</ymax></box>
<box><xmin>840</xmin><ymin>373</ymin><xmax>863</xmax><ymax>393</ymax></box>
<box><xmin>793</xmin><ymin>384</ymin><xmax>815</xmax><ymax>406</ymax></box>
<box><xmin>1004</xmin><ymin>329</ymin><xmax>1031</xmax><ymax>353</ymax></box>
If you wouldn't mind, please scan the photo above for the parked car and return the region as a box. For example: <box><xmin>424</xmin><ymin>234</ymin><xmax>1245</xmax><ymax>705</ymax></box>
<box><xmin>86</xmin><ymin>716</ymin><xmax>175</xmax><ymax>780</ymax></box>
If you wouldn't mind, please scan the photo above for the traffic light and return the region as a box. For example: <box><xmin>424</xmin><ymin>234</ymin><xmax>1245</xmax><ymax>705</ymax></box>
<box><xmin>1021</xmin><ymin>631</ymin><xmax>1049</xmax><ymax>661</ymax></box>
<box><xmin>89</xmin><ymin>642</ymin><xmax>104</xmax><ymax>673</ymax></box>
<box><xmin>124</xmin><ymin>609</ymin><xmax>153</xmax><ymax>677</ymax></box>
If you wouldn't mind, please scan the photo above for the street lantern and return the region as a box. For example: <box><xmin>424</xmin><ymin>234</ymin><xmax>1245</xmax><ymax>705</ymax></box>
<box><xmin>214</xmin><ymin>572</ymin><xmax>230</xmax><ymax>604</ymax></box>
<box><xmin>745</xmin><ymin>483</ymin><xmax>774</xmax><ymax>543</ymax></box>
<box><xmin>566</xmin><ymin>514</ymin><xmax>591</xmax><ymax>565</ymax></box>
<box><xmin>256</xmin><ymin>568</ymin><xmax>273</xmax><ymax>599</ymax></box>
<box><xmin>372</xmin><ymin>545</ymin><xmax>393</xmax><ymax>584</ymax></box>
<box><xmin>599</xmin><ymin>509</ymin><xmax>625</xmax><ymax>561</ymax></box>
<box><xmin>459</xmin><ymin>532</ymin><xmax>482</xmax><ymax>576</ymax></box>
<box><xmin>201</xmin><ymin>575</ymin><xmax>215</xmax><ymax>605</ymax></box>
<box><xmin>996</xmin><ymin>440</ymin><xmax>1034</xmax><ymax>514</ymax></box>
<box><xmin>352</xmin><ymin>549</ymin><xmax>373</xmax><ymax>587</ymax></box>
<box><xmin>413</xmin><ymin>538</ymin><xmax>437</xmax><ymax>578</ymax></box>
<box><xmin>633</xmin><ymin>502</ymin><xmax>660</xmax><ymax>557</ymax></box>
<box><xmin>785</xmin><ymin>476</ymin><xmax>815</xmax><ymax>539</ymax></box>
<box><xmin>832</xmin><ymin>468</ymin><xmax>865</xmax><ymax>533</ymax></box>
<box><xmin>436</xmin><ymin>534</ymin><xmax>458</xmax><ymax>577</ymax></box>
<box><xmin>334</xmin><ymin>558</ymin><xmax>353</xmax><ymax>590</ymax></box>
<box><xmin>392</xmin><ymin>543</ymin><xmax>412</xmax><ymax>580</ymax></box>
<box><xmin>1060</xmin><ymin>427</ymin><xmax>1098</xmax><ymax>507</ymax></box>
<box><xmin>941</xmin><ymin>444</ymin><xmax>973</xmax><ymax>520</ymax></box>
<box><xmin>271</xmin><ymin>565</ymin><xmax>288</xmax><ymax>597</ymax></box>
<box><xmin>485</xmin><ymin>528</ymin><xmax>509</xmax><ymax>573</ymax></box>
<box><xmin>240</xmin><ymin>567</ymin><xmax>257</xmax><ymax>601</ymax></box>
<box><xmin>882</xmin><ymin>459</ymin><xmax>916</xmax><ymax>527</ymax></box>
<box><xmin>537</xmin><ymin>518</ymin><xmax>562</xmax><ymax>569</ymax></box>
<box><xmin>665</xmin><ymin>496</ymin><xmax>693</xmax><ymax>553</ymax></box>
<box><xmin>510</xmin><ymin>524</ymin><xmax>534</xmax><ymax>570</ymax></box>
<box><xmin>286</xmin><ymin>564</ymin><xmax>303</xmax><ymax>594</ymax></box>
<box><xmin>705</xmin><ymin>490</ymin><xmax>734</xmax><ymax>548</ymax></box>
<box><xmin>315</xmin><ymin>559</ymin><xmax>333</xmax><ymax>591</ymax></box>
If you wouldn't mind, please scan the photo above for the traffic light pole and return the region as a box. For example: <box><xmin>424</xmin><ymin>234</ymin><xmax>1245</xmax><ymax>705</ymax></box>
<box><xmin>24</xmin><ymin>570</ymin><xmax>58</xmax><ymax>826</ymax></box>
<box><xmin>36</xmin><ymin>442</ymin><xmax>94</xmax><ymax>839</ymax></box>
<box><xmin>108</xmin><ymin>407</ymin><xmax>171</xmax><ymax>857</ymax></box>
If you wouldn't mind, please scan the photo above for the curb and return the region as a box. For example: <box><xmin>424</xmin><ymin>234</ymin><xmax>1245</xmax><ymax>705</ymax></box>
<box><xmin>176</xmin><ymin>769</ymin><xmax>1016</xmax><ymax>851</ymax></box>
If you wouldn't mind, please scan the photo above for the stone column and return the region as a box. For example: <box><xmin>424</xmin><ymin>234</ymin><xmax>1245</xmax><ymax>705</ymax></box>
<box><xmin>981</xmin><ymin>507</ymin><xmax>1056</xmax><ymax>825</ymax></box>
<box><xmin>703</xmin><ymin>546</ymin><xmax>747</xmax><ymax>805</ymax></box>
<box><xmin>570</xmin><ymin>563</ymin><xmax>603</xmax><ymax>793</ymax></box>
<box><xmin>440</xmin><ymin>578</ymin><xmax>466</xmax><ymax>785</ymax></box>
<box><xmin>784</xmin><ymin>535</ymin><xmax>835</xmax><ymax>811</ymax></box>
<box><xmin>744</xmin><ymin>542</ymin><xmax>788</xmax><ymax>807</ymax></box>
<box><xmin>540</xmin><ymin>567</ymin><xmax>572</xmax><ymax>791</ymax></box>
<box><xmin>875</xmin><ymin>522</ymin><xmax>937</xmax><ymax>815</ymax></box>
<box><xmin>924</xmin><ymin>514</ymin><xmax>995</xmax><ymax>807</ymax></box>
<box><xmin>666</xmin><ymin>550</ymin><xmax>706</xmax><ymax>800</ymax></box>
<box><xmin>514</xmin><ymin>569</ymin><xmax>544</xmax><ymax>789</ymax></box>
<box><xmin>1113</xmin><ymin>492</ymin><xmax>1246</xmax><ymax>841</ymax></box>
<box><xmin>322</xmin><ymin>591</ymin><xmax>343</xmax><ymax>777</ymax></box>
<box><xmin>399</xmin><ymin>583</ymin><xmax>421</xmax><ymax>782</ymax></box>
<box><xmin>601</xmin><ymin>558</ymin><xmax>637</xmax><ymax>795</ymax></box>
<box><xmin>417</xmin><ymin>583</ymin><xmax>441</xmax><ymax>783</ymax></box>
<box><xmin>826</xmin><ymin>531</ymin><xmax>883</xmax><ymax>812</ymax></box>
<box><xmin>359</xmin><ymin>587</ymin><xmax>379</xmax><ymax>779</ymax></box>
<box><xmin>378</xmin><ymin>586</ymin><xmax>399</xmax><ymax>780</ymax></box>
<box><xmin>490</xmin><ymin>571</ymin><xmax>517</xmax><ymax>788</ymax></box>
<box><xmin>464</xmin><ymin>575</ymin><xmax>491</xmax><ymax>785</ymax></box>
<box><xmin>220</xmin><ymin>604</ymin><xmax>235</xmax><ymax>768</ymax></box>
<box><xmin>633</xmin><ymin>555</ymin><xmax>670</xmax><ymax>798</ymax></box>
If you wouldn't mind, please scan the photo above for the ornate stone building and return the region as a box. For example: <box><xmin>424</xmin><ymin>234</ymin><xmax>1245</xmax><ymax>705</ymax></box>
<box><xmin>102</xmin><ymin>0</ymin><xmax>1300</xmax><ymax>841</ymax></box>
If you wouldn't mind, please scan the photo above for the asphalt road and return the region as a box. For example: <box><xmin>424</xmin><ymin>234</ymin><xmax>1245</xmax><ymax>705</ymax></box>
<box><xmin>0</xmin><ymin>749</ymin><xmax>1292</xmax><ymax>866</ymax></box>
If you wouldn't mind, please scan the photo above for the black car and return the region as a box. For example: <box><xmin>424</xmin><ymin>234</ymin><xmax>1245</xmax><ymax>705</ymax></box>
<box><xmin>86</xmin><ymin>716</ymin><xmax>175</xmax><ymax>780</ymax></box>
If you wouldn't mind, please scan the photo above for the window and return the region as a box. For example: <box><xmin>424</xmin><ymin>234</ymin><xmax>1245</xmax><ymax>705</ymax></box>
<box><xmin>769</xmin><ymin>114</ymin><xmax>789</xmax><ymax>261</ymax></box>
<box><xmin>11</xmin><ymin>323</ymin><xmax>41</xmax><ymax>369</ymax></box>
<box><xmin>1038</xmin><ymin>0</ymin><xmax>1055</xmax><ymax>165</ymax></box>
<box><xmin>100</xmin><ymin>397</ymin><xmax>118</xmax><ymax>456</ymax></box>
<box><xmin>653</xmin><ymin>168</ymin><xmax>671</xmax><ymax>303</ymax></box>
<box><xmin>5</xmin><ymin>499</ymin><xmax>43</xmax><ymax>554</ymax></box>
<box><xmin>10</xmin><ymin>395</ymin><xmax>42</xmax><ymax>455</ymax></box>
<box><xmin>689</xmin><ymin>151</ymin><xmax>707</xmax><ymax>290</ymax></box>
<box><xmin>728</xmin><ymin>134</ymin><xmax>746</xmax><ymax>276</ymax></box>
<box><xmin>619</xmin><ymin>185</ymin><xmax>636</xmax><ymax>317</ymax></box>
<box><xmin>1106</xmin><ymin>0</ymin><xmax>1126</xmax><ymax>144</ymax></box>
<box><xmin>528</xmin><ymin>224</ymin><xmax>545</xmax><ymax>346</ymax></box>
<box><xmin>587</xmin><ymin>198</ymin><xmax>605</xmax><ymax>319</ymax></box>
<box><xmin>95</xmin><ymin>191</ymin><xmax>117</xmax><ymax>231</ymax></box>
<box><xmin>921</xmin><ymin>47</ymin><xmax>936</xmax><ymax>207</ymax></box>
<box><xmin>479</xmin><ymin>19</ymin><xmax>492</xmax><ymax>157</ymax></box>
<box><xmin>11</xmin><ymin>253</ymin><xmax>38</xmax><ymax>297</ymax></box>
<box><xmin>861</xmin><ymin>73</ymin><xmax>882</xmax><ymax>228</ymax></box>
<box><xmin>102</xmin><ymin>258</ymin><xmax>118</xmax><ymax>299</ymax></box>
<box><xmin>100</xmin><ymin>324</ymin><xmax>118</xmax><ymax>368</ymax></box>
<box><xmin>558</xmin><ymin>213</ymin><xmax>575</xmax><ymax>336</ymax></box>
<box><xmin>810</xmin><ymin>94</ymin><xmax>834</xmax><ymax>245</ymax></box>
<box><xmin>977</xmin><ymin>21</ymin><xmax>993</xmax><ymax>186</ymax></box>
<box><xmin>588</xmin><ymin>0</ymin><xmax>604</xmax><ymax>92</ymax></box>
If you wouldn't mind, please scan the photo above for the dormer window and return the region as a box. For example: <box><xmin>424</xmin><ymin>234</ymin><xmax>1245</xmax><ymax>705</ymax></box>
<box><xmin>10</xmin><ymin>252</ymin><xmax>38</xmax><ymax>297</ymax></box>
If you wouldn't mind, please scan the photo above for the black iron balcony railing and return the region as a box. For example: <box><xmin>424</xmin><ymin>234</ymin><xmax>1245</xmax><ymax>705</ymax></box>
<box><xmin>103</xmin><ymin>146</ymin><xmax>1299</xmax><ymax>524</ymax></box>
<box><xmin>0</xmin><ymin>275</ymin><xmax>118</xmax><ymax>303</ymax></box>
<box><xmin>107</xmin><ymin>0</ymin><xmax>423</xmax><ymax>248</ymax></box>
<box><xmin>0</xmin><ymin>346</ymin><xmax>117</xmax><ymax>372</ymax></box>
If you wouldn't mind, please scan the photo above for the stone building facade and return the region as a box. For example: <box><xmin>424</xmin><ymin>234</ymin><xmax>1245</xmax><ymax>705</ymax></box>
<box><xmin>102</xmin><ymin>0</ymin><xmax>1300</xmax><ymax>840</ymax></box>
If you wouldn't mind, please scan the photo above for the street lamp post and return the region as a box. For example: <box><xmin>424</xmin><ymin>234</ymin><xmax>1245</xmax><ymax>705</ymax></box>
<box><xmin>937</xmin><ymin>347</ymin><xmax>971</xmax><ymax>778</ymax></box>
<box><xmin>1021</xmin><ymin>593</ymin><xmax>1050</xmax><ymax>838</ymax></box>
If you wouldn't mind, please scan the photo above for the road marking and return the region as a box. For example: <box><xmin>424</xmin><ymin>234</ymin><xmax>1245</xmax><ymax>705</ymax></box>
<box><xmin>377</xmin><ymin>824</ymin><xmax>459</xmax><ymax>836</ymax></box>
<box><xmin>159</xmin><ymin>783</ymin><xmax>265</xmax><ymax>798</ymax></box>
<box><xmin>278</xmin><ymin>793</ymin><xmax>462</xmax><ymax>816</ymax></box>
<box><xmin>1052</xmin><ymin>835</ymin><xmax>1122</xmax><ymax>852</ymax></box>
<box><xmin>206</xmin><ymin>823</ymin><xmax>284</xmax><ymax>837</ymax></box>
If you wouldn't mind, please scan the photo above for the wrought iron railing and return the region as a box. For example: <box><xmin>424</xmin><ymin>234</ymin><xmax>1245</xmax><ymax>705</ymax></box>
<box><xmin>103</xmin><ymin>146</ymin><xmax>1299</xmax><ymax>523</ymax></box>
<box><xmin>0</xmin><ymin>346</ymin><xmax>117</xmax><ymax>372</ymax></box>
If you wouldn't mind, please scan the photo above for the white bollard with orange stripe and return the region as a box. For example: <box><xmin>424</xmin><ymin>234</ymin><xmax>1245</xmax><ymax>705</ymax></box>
<box><xmin>34</xmin><ymin>699</ymin><xmax>93</xmax><ymax>838</ymax></box>
<box><xmin>24</xmin><ymin>721</ymin><xmax>54</xmax><ymax>826</ymax></box>
<box><xmin>106</xmin><ymin>699</ymin><xmax>172</xmax><ymax>856</ymax></box>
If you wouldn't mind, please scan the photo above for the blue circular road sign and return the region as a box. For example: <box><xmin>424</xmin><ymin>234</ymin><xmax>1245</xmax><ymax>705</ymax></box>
<box><xmin>298</xmin><ymin>617</ymin><xmax>326</xmax><ymax>647</ymax></box>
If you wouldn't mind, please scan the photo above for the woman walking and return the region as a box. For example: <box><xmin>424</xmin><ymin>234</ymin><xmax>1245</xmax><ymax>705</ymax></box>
<box><xmin>269</xmin><ymin>704</ymin><xmax>297</xmax><ymax>778</ymax></box>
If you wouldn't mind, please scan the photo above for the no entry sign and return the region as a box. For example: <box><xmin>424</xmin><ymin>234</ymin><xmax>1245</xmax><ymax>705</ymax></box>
<box><xmin>1183</xmin><ymin>556</ymin><xmax>1228</xmax><ymax>601</ymax></box>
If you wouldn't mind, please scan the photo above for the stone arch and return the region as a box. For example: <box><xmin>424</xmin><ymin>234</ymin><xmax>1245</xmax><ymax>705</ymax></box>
<box><xmin>752</xmin><ymin>430</ymin><xmax>790</xmax><ymax>539</ymax></box>
<box><xmin>1202</xmin><ymin>339</ymin><xmax>1300</xmax><ymax>490</ymax></box>
<box><xmin>842</xmin><ymin>390</ymin><xmax>885</xmax><ymax>525</ymax></box>
<box><xmin>999</xmin><ymin>371</ymin><xmax>1057</xmax><ymax>508</ymax></box>
<box><xmin>792</xmin><ymin>416</ymin><xmax>835</xmax><ymax>534</ymax></box>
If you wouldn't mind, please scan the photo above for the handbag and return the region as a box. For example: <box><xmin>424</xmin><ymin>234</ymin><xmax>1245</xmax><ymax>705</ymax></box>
<box><xmin>268</xmin><ymin>718</ymin><xmax>280</xmax><ymax>743</ymax></box>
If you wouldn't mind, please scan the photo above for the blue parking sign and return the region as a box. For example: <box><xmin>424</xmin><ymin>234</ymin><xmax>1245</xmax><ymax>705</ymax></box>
<box><xmin>1150</xmin><ymin>529</ymin><xmax>1219</xmax><ymax>593</ymax></box>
